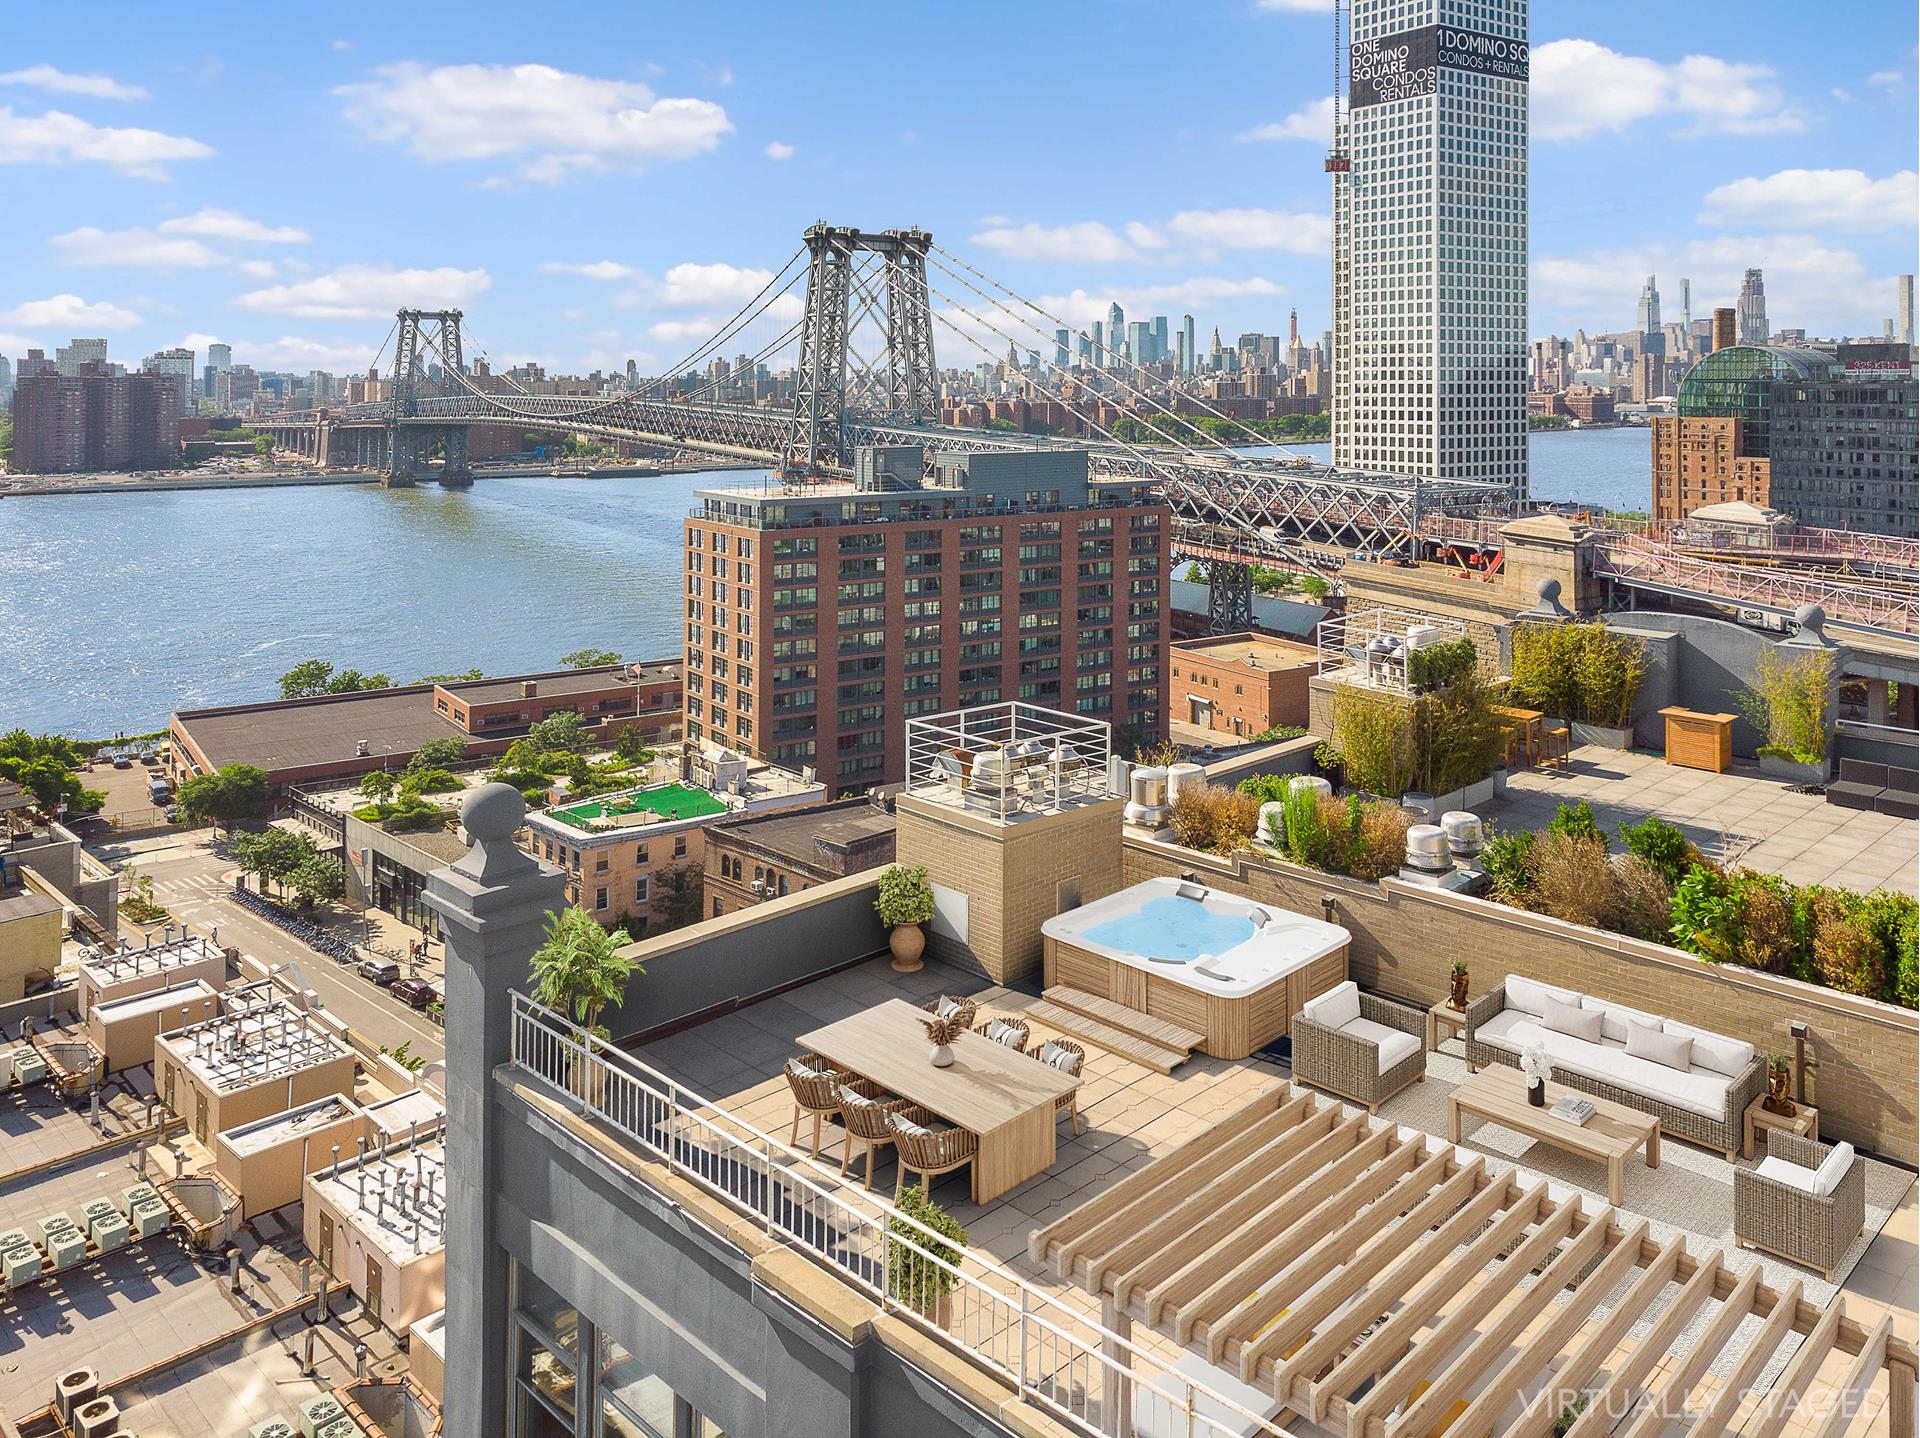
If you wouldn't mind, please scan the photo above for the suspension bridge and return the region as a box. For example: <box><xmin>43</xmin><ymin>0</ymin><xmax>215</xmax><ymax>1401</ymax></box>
<box><xmin>258</xmin><ymin>223</ymin><xmax>1919</xmax><ymax>639</ymax></box>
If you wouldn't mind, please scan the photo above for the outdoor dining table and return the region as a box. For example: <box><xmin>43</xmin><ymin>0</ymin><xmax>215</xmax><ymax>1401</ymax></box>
<box><xmin>1492</xmin><ymin>705</ymin><xmax>1545</xmax><ymax>767</ymax></box>
<box><xmin>796</xmin><ymin>998</ymin><xmax>1081</xmax><ymax>1203</ymax></box>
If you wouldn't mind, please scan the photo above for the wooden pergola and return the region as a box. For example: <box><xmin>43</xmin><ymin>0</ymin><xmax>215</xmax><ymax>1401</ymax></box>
<box><xmin>1029</xmin><ymin>1084</ymin><xmax>1915</xmax><ymax>1438</ymax></box>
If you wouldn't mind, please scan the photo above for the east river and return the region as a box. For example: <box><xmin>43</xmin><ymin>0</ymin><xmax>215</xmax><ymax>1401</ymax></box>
<box><xmin>1</xmin><ymin>427</ymin><xmax>1652</xmax><ymax>736</ymax></box>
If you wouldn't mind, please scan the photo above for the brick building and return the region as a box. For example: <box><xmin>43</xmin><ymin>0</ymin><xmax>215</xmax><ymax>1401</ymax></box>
<box><xmin>11</xmin><ymin>365</ymin><xmax>177</xmax><ymax>473</ymax></box>
<box><xmin>702</xmin><ymin>795</ymin><xmax>896</xmax><ymax>919</ymax></box>
<box><xmin>1650</xmin><ymin>416</ymin><xmax>1771</xmax><ymax>520</ymax></box>
<box><xmin>1168</xmin><ymin>633</ymin><xmax>1318</xmax><ymax>738</ymax></box>
<box><xmin>1768</xmin><ymin>360</ymin><xmax>1917</xmax><ymax>537</ymax></box>
<box><xmin>683</xmin><ymin>446</ymin><xmax>1170</xmax><ymax>798</ymax></box>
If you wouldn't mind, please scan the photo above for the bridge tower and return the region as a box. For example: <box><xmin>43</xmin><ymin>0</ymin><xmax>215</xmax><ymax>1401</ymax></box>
<box><xmin>387</xmin><ymin>308</ymin><xmax>474</xmax><ymax>488</ymax></box>
<box><xmin>786</xmin><ymin>226</ymin><xmax>937</xmax><ymax>472</ymax></box>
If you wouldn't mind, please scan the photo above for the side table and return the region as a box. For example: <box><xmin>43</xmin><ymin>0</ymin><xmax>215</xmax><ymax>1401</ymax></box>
<box><xmin>1743</xmin><ymin>1096</ymin><xmax>1820</xmax><ymax>1161</ymax></box>
<box><xmin>1427</xmin><ymin>999</ymin><xmax>1469</xmax><ymax>1054</ymax></box>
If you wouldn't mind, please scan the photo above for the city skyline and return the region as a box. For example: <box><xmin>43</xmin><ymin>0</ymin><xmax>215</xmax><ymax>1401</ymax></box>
<box><xmin>0</xmin><ymin>1</ymin><xmax>1913</xmax><ymax>380</ymax></box>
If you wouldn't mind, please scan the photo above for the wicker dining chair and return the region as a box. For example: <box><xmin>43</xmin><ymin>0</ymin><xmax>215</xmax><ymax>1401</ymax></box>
<box><xmin>889</xmin><ymin>1104</ymin><xmax>979</xmax><ymax>1198</ymax></box>
<box><xmin>784</xmin><ymin>1051</ymin><xmax>847</xmax><ymax>1157</ymax></box>
<box><xmin>835</xmin><ymin>1079</ymin><xmax>911</xmax><ymax>1189</ymax></box>
<box><xmin>922</xmin><ymin>995</ymin><xmax>978</xmax><ymax>1030</ymax></box>
<box><xmin>1033</xmin><ymin>1037</ymin><xmax>1086</xmax><ymax>1134</ymax></box>
<box><xmin>974</xmin><ymin>1016</ymin><xmax>1031</xmax><ymax>1052</ymax></box>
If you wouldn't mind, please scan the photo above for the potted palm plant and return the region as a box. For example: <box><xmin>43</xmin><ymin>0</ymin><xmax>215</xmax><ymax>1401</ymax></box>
<box><xmin>875</xmin><ymin>863</ymin><xmax>936</xmax><ymax>973</ymax></box>
<box><xmin>528</xmin><ymin>906</ymin><xmax>638</xmax><ymax>1103</ymax></box>
<box><xmin>887</xmin><ymin>1186</ymin><xmax>969</xmax><ymax>1329</ymax></box>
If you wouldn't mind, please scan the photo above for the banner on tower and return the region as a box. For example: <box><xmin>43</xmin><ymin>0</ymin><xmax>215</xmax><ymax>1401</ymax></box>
<box><xmin>1350</xmin><ymin>24</ymin><xmax>1528</xmax><ymax>110</ymax></box>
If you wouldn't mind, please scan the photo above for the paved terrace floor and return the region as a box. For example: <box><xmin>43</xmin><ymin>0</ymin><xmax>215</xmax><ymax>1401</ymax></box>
<box><xmin>1487</xmin><ymin>746</ymin><xmax>1918</xmax><ymax>896</ymax></box>
<box><xmin>634</xmin><ymin>955</ymin><xmax>1917</xmax><ymax>1435</ymax></box>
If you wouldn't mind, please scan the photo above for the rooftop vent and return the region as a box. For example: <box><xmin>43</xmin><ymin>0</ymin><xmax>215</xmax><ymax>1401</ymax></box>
<box><xmin>522</xmin><ymin>681</ymin><xmax>538</xmax><ymax>698</ymax></box>
<box><xmin>355</xmin><ymin>739</ymin><xmax>370</xmax><ymax>757</ymax></box>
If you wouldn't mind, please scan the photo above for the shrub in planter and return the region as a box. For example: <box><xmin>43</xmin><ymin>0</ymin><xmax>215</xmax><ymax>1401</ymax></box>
<box><xmin>887</xmin><ymin>1186</ymin><xmax>969</xmax><ymax>1321</ymax></box>
<box><xmin>1809</xmin><ymin>890</ymin><xmax>1887</xmax><ymax>998</ymax></box>
<box><xmin>1619</xmin><ymin>815</ymin><xmax>1694</xmax><ymax>886</ymax></box>
<box><xmin>1346</xmin><ymin>799</ymin><xmax>1412</xmax><ymax>881</ymax></box>
<box><xmin>874</xmin><ymin>864</ymin><xmax>936</xmax><ymax>927</ymax></box>
<box><xmin>1312</xmin><ymin>742</ymin><xmax>1346</xmax><ymax>791</ymax></box>
<box><xmin>1480</xmin><ymin>827</ymin><xmax>1536</xmax><ymax>902</ymax></box>
<box><xmin>1235</xmin><ymin>773</ymin><xmax>1293</xmax><ymax>804</ymax></box>
<box><xmin>1547</xmin><ymin>800</ymin><xmax>1605</xmax><ymax>848</ymax></box>
<box><xmin>1406</xmin><ymin>636</ymin><xmax>1478</xmax><ymax>693</ymax></box>
<box><xmin>1170</xmin><ymin>785</ymin><xmax>1261</xmax><ymax>855</ymax></box>
<box><xmin>1521</xmin><ymin>832</ymin><xmax>1617</xmax><ymax>931</ymax></box>
<box><xmin>1510</xmin><ymin>621</ymin><xmax>1648</xmax><ymax>727</ymax></box>
<box><xmin>1408</xmin><ymin>671</ymin><xmax>1507</xmax><ymax>798</ymax></box>
<box><xmin>1333</xmin><ymin>688</ymin><xmax>1414</xmax><ymax>798</ymax></box>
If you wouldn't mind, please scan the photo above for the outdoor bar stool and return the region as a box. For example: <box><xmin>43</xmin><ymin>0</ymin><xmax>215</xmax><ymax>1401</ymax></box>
<box><xmin>835</xmin><ymin>1079</ymin><xmax>911</xmax><ymax>1189</ymax></box>
<box><xmin>975</xmin><ymin>1016</ymin><xmax>1031</xmax><ymax>1052</ymax></box>
<box><xmin>784</xmin><ymin>1051</ymin><xmax>849</xmax><ymax>1157</ymax></box>
<box><xmin>890</xmin><ymin>1104</ymin><xmax>979</xmax><ymax>1198</ymax></box>
<box><xmin>1542</xmin><ymin>724</ymin><xmax>1572</xmax><ymax>766</ymax></box>
<box><xmin>921</xmin><ymin>995</ymin><xmax>978</xmax><ymax>1030</ymax></box>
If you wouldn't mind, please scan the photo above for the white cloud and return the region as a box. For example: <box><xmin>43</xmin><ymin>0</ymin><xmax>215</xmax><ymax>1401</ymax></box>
<box><xmin>1536</xmin><ymin>235</ymin><xmax>1888</xmax><ymax>335</ymax></box>
<box><xmin>648</xmin><ymin>261</ymin><xmax>777</xmax><ymax>308</ymax></box>
<box><xmin>1532</xmin><ymin>39</ymin><xmax>1804</xmax><ymax>141</ymax></box>
<box><xmin>1866</xmin><ymin>69</ymin><xmax>1902</xmax><ymax>87</ymax></box>
<box><xmin>160</xmin><ymin>208</ymin><xmax>308</xmax><ymax>243</ymax></box>
<box><xmin>0</xmin><ymin>331</ymin><xmax>47</xmax><ymax>353</ymax></box>
<box><xmin>233</xmin><ymin>259</ymin><xmax>279</xmax><ymax>279</ymax></box>
<box><xmin>50</xmin><ymin>225</ymin><xmax>224</xmax><ymax>269</ymax></box>
<box><xmin>4</xmin><ymin>294</ymin><xmax>142</xmax><ymax>330</ymax></box>
<box><xmin>240</xmin><ymin>336</ymin><xmax>379</xmax><ymax>371</ymax></box>
<box><xmin>0</xmin><ymin>106</ymin><xmax>212</xmax><ymax>179</ymax></box>
<box><xmin>178</xmin><ymin>331</ymin><xmax>223</xmax><ymax>351</ymax></box>
<box><xmin>335</xmin><ymin>62</ymin><xmax>732</xmax><ymax>183</ymax></box>
<box><xmin>234</xmin><ymin>264</ymin><xmax>492</xmax><ymax>320</ymax></box>
<box><xmin>1235</xmin><ymin>96</ymin><xmax>1334</xmax><ymax>143</ymax></box>
<box><xmin>0</xmin><ymin>65</ymin><xmax>147</xmax><ymax>101</ymax></box>
<box><xmin>763</xmin><ymin>140</ymin><xmax>795</xmax><ymax>160</ymax></box>
<box><xmin>971</xmin><ymin>221</ymin><xmax>1146</xmax><ymax>263</ymax></box>
<box><xmin>331</xmin><ymin>39</ymin><xmax>353</xmax><ymax>52</ymax></box>
<box><xmin>1165</xmin><ymin>208</ymin><xmax>1331</xmax><ymax>255</ymax></box>
<box><xmin>539</xmin><ymin>259</ymin><xmax>637</xmax><ymax>280</ymax></box>
<box><xmin>648</xmin><ymin>317</ymin><xmax>719</xmax><ymax>344</ymax></box>
<box><xmin>973</xmin><ymin>210</ymin><xmax>1328</xmax><ymax>264</ymax></box>
<box><xmin>1700</xmin><ymin>169</ymin><xmax>1919</xmax><ymax>232</ymax></box>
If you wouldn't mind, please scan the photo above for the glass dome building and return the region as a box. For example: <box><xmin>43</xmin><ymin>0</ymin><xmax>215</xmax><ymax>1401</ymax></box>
<box><xmin>1675</xmin><ymin>345</ymin><xmax>1839</xmax><ymax>456</ymax></box>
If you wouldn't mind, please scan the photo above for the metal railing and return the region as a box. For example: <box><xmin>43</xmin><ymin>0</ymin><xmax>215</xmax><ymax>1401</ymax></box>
<box><xmin>1591</xmin><ymin>541</ymin><xmax>1919</xmax><ymax>636</ymax></box>
<box><xmin>905</xmin><ymin>703</ymin><xmax>1114</xmax><ymax>824</ymax></box>
<box><xmin>508</xmin><ymin>993</ymin><xmax>1286</xmax><ymax>1438</ymax></box>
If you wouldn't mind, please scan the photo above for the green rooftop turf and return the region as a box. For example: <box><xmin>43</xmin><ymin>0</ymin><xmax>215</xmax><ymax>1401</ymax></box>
<box><xmin>552</xmin><ymin>783</ymin><xmax>727</xmax><ymax>826</ymax></box>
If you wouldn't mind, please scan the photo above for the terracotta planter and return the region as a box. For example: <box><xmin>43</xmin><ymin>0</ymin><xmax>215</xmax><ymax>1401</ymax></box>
<box><xmin>889</xmin><ymin>922</ymin><xmax>926</xmax><ymax>973</ymax></box>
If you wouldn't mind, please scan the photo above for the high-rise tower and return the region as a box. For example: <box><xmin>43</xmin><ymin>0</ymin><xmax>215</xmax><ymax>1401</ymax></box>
<box><xmin>1333</xmin><ymin>0</ymin><xmax>1530</xmax><ymax>495</ymax></box>
<box><xmin>1738</xmin><ymin>269</ymin><xmax>1768</xmax><ymax>345</ymax></box>
<box><xmin>1637</xmin><ymin>275</ymin><xmax>1660</xmax><ymax>335</ymax></box>
<box><xmin>1107</xmin><ymin>302</ymin><xmax>1125</xmax><ymax>366</ymax></box>
<box><xmin>1182</xmin><ymin>314</ymin><xmax>1196</xmax><ymax>376</ymax></box>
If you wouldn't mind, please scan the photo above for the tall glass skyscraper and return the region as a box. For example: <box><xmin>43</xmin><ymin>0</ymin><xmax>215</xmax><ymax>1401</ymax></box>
<box><xmin>1332</xmin><ymin>0</ymin><xmax>1530</xmax><ymax>495</ymax></box>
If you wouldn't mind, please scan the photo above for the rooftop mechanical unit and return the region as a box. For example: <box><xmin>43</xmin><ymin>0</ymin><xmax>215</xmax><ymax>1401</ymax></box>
<box><xmin>72</xmin><ymin>1395</ymin><xmax>120</xmax><ymax>1438</ymax></box>
<box><xmin>1</xmin><ymin>1236</ymin><xmax>40</xmax><ymax>1288</ymax></box>
<box><xmin>251</xmin><ymin>1420</ymin><xmax>297</xmax><ymax>1438</ymax></box>
<box><xmin>11</xmin><ymin>1048</ymin><xmax>46</xmax><ymax>1085</ymax></box>
<box><xmin>297</xmin><ymin>1396</ymin><xmax>347</xmax><ymax>1438</ymax></box>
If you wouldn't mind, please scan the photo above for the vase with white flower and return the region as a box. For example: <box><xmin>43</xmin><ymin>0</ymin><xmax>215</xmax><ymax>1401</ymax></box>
<box><xmin>1519</xmin><ymin>1042</ymin><xmax>1551</xmax><ymax>1106</ymax></box>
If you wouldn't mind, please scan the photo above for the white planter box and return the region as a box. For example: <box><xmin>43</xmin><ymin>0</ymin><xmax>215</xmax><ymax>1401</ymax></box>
<box><xmin>1758</xmin><ymin>752</ymin><xmax>1830</xmax><ymax>785</ymax></box>
<box><xmin>1464</xmin><ymin>776</ymin><xmax>1496</xmax><ymax>808</ymax></box>
<box><xmin>1402</xmin><ymin>787</ymin><xmax>1468</xmax><ymax>820</ymax></box>
<box><xmin>1572</xmin><ymin>722</ymin><xmax>1634</xmax><ymax>749</ymax></box>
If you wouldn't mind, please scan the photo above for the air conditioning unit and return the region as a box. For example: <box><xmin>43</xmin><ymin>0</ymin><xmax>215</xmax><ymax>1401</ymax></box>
<box><xmin>750</xmin><ymin>880</ymin><xmax>766</xmax><ymax>895</ymax></box>
<box><xmin>73</xmin><ymin>1396</ymin><xmax>121</xmax><ymax>1438</ymax></box>
<box><xmin>54</xmin><ymin>1367</ymin><xmax>97</xmax><ymax>1422</ymax></box>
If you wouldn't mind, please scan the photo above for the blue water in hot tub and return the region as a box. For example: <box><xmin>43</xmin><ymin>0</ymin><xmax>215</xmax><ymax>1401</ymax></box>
<box><xmin>1081</xmin><ymin>896</ymin><xmax>1256</xmax><ymax>965</ymax></box>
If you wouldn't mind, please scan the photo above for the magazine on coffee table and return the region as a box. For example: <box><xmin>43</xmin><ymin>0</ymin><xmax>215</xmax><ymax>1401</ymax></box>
<box><xmin>1549</xmin><ymin>1095</ymin><xmax>1596</xmax><ymax>1126</ymax></box>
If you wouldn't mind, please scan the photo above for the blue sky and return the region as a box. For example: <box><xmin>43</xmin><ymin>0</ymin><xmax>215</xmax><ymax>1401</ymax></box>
<box><xmin>2</xmin><ymin>1</ymin><xmax>1914</xmax><ymax>380</ymax></box>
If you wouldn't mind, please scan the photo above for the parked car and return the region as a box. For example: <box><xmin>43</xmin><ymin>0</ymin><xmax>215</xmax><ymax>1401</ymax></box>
<box><xmin>389</xmin><ymin>976</ymin><xmax>440</xmax><ymax>1009</ymax></box>
<box><xmin>163</xmin><ymin>805</ymin><xmax>179</xmax><ymax>824</ymax></box>
<box><xmin>111</xmin><ymin>753</ymin><xmax>132</xmax><ymax>769</ymax></box>
<box><xmin>358</xmin><ymin>957</ymin><xmax>402</xmax><ymax>987</ymax></box>
<box><xmin>147</xmin><ymin>778</ymin><xmax>172</xmax><ymax>803</ymax></box>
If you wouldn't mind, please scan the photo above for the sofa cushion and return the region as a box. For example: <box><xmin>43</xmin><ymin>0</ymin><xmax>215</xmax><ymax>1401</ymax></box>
<box><xmin>1304</xmin><ymin>981</ymin><xmax>1361</xmax><ymax>1030</ymax></box>
<box><xmin>1580</xmin><ymin>995</ymin><xmax>1667</xmax><ymax>1044</ymax></box>
<box><xmin>1812</xmin><ymin>1142</ymin><xmax>1856</xmax><ymax>1198</ymax></box>
<box><xmin>1541</xmin><ymin>1031</ymin><xmax>1732</xmax><ymax>1119</ymax></box>
<box><xmin>1662</xmin><ymin>1020</ymin><xmax>1756</xmax><ymax>1078</ymax></box>
<box><xmin>1342</xmin><ymin>1016</ymin><xmax>1421</xmax><ymax>1075</ymax></box>
<box><xmin>1504</xmin><ymin>974</ymin><xmax>1583</xmax><ymax>1017</ymax></box>
<box><xmin>1754</xmin><ymin>1155</ymin><xmax>1819</xmax><ymax>1194</ymax></box>
<box><xmin>1540</xmin><ymin>997</ymin><xmax>1604</xmax><ymax>1044</ymax></box>
<box><xmin>1838</xmin><ymin>759</ymin><xmax>1890</xmax><ymax>789</ymax></box>
<box><xmin>1627</xmin><ymin>1024</ymin><xmax>1694</xmax><ymax>1071</ymax></box>
<box><xmin>1473</xmin><ymin>1008</ymin><xmax>1543</xmax><ymax>1053</ymax></box>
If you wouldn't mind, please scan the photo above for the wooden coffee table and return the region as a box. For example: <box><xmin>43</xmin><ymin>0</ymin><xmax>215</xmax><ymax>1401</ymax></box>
<box><xmin>1447</xmin><ymin>1065</ymin><xmax>1660</xmax><ymax>1206</ymax></box>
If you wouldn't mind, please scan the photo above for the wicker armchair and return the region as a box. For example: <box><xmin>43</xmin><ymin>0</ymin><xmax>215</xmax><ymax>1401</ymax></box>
<box><xmin>922</xmin><ymin>996</ymin><xmax>978</xmax><ymax>1030</ymax></box>
<box><xmin>1291</xmin><ymin>989</ymin><xmax>1426</xmax><ymax>1114</ymax></box>
<box><xmin>835</xmin><ymin>1079</ymin><xmax>911</xmax><ymax>1189</ymax></box>
<box><xmin>974</xmin><ymin>1016</ymin><xmax>1031</xmax><ymax>1052</ymax></box>
<box><xmin>889</xmin><ymin>1104</ymin><xmax>979</xmax><ymax>1198</ymax></box>
<box><xmin>784</xmin><ymin>1052</ymin><xmax>848</xmax><ymax>1156</ymax></box>
<box><xmin>1464</xmin><ymin>982</ymin><xmax>1767</xmax><ymax>1158</ymax></box>
<box><xmin>1735</xmin><ymin>1133</ymin><xmax>1866</xmax><ymax>1281</ymax></box>
<box><xmin>1033</xmin><ymin>1037</ymin><xmax>1086</xmax><ymax>1134</ymax></box>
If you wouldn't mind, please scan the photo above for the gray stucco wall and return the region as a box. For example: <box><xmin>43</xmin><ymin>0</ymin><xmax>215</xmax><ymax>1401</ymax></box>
<box><xmin>494</xmin><ymin>1080</ymin><xmax>1026</xmax><ymax>1438</ymax></box>
<box><xmin>603</xmin><ymin>875</ymin><xmax>888</xmax><ymax>1041</ymax></box>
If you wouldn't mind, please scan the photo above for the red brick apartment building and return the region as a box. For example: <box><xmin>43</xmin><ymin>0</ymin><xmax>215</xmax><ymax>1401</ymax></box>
<box><xmin>683</xmin><ymin>446</ymin><xmax>1170</xmax><ymax>797</ymax></box>
<box><xmin>1169</xmin><ymin>633</ymin><xmax>1318</xmax><ymax>738</ymax></box>
<box><xmin>11</xmin><ymin>366</ymin><xmax>177</xmax><ymax>473</ymax></box>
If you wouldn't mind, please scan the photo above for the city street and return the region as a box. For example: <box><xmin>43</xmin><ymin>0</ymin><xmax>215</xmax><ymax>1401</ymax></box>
<box><xmin>92</xmin><ymin>826</ymin><xmax>445</xmax><ymax>1064</ymax></box>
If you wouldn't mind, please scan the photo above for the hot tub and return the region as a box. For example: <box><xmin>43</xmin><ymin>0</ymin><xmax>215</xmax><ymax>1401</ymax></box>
<box><xmin>1041</xmin><ymin>877</ymin><xmax>1350</xmax><ymax>1059</ymax></box>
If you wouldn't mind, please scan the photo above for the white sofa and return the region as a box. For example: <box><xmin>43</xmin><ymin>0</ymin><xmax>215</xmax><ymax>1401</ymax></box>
<box><xmin>1464</xmin><ymin>973</ymin><xmax>1766</xmax><ymax>1157</ymax></box>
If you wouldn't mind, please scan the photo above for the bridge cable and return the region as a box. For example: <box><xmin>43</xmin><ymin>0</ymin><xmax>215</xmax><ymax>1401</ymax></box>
<box><xmin>633</xmin><ymin>250</ymin><xmax>806</xmax><ymax>398</ymax></box>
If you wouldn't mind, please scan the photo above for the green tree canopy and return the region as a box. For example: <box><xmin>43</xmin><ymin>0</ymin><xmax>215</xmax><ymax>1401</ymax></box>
<box><xmin>416</xmin><ymin>668</ymin><xmax>484</xmax><ymax>683</ymax></box>
<box><xmin>359</xmin><ymin>770</ymin><xmax>397</xmax><ymax>803</ymax></box>
<box><xmin>278</xmin><ymin>660</ymin><xmax>392</xmax><ymax>699</ymax></box>
<box><xmin>406</xmin><ymin>737</ymin><xmax>467</xmax><ymax>773</ymax></box>
<box><xmin>529</xmin><ymin>906</ymin><xmax>638</xmax><ymax>1038</ymax></box>
<box><xmin>175</xmin><ymin>764</ymin><xmax>268</xmax><ymax>832</ymax></box>
<box><xmin>229</xmin><ymin>826</ymin><xmax>314</xmax><ymax>892</ymax></box>
<box><xmin>289</xmin><ymin>853</ymin><xmax>346</xmax><ymax>908</ymax></box>
<box><xmin>528</xmin><ymin>709</ymin><xmax>588</xmax><ymax>755</ymax></box>
<box><xmin>559</xmin><ymin>648</ymin><xmax>622</xmax><ymax>669</ymax></box>
<box><xmin>651</xmin><ymin>863</ymin><xmax>705</xmax><ymax>932</ymax></box>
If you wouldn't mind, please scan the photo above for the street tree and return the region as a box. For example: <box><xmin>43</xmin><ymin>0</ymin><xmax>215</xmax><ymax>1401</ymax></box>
<box><xmin>559</xmin><ymin>648</ymin><xmax>622</xmax><ymax>670</ymax></box>
<box><xmin>289</xmin><ymin>854</ymin><xmax>346</xmax><ymax>910</ymax></box>
<box><xmin>278</xmin><ymin>660</ymin><xmax>393</xmax><ymax>699</ymax></box>
<box><xmin>175</xmin><ymin>764</ymin><xmax>269</xmax><ymax>833</ymax></box>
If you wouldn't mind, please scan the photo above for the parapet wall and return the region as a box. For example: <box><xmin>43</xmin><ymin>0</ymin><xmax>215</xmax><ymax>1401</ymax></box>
<box><xmin>1122</xmin><ymin>833</ymin><xmax>1919</xmax><ymax>1160</ymax></box>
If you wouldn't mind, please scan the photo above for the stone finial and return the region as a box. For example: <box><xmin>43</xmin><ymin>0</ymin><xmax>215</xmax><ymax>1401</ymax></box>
<box><xmin>1520</xmin><ymin>576</ymin><xmax>1573</xmax><ymax>621</ymax></box>
<box><xmin>1790</xmin><ymin>603</ymin><xmax>1830</xmax><ymax>645</ymax></box>
<box><xmin>452</xmin><ymin>782</ymin><xmax>538</xmax><ymax>883</ymax></box>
